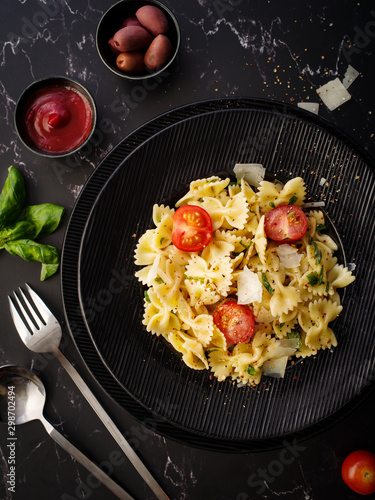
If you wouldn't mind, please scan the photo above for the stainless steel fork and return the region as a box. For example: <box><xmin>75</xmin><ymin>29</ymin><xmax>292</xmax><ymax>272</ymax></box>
<box><xmin>8</xmin><ymin>283</ymin><xmax>170</xmax><ymax>500</ymax></box>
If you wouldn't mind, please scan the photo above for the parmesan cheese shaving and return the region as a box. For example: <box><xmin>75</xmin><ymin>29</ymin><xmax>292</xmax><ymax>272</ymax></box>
<box><xmin>343</xmin><ymin>65</ymin><xmax>359</xmax><ymax>89</ymax></box>
<box><xmin>276</xmin><ymin>244</ymin><xmax>302</xmax><ymax>268</ymax></box>
<box><xmin>234</xmin><ymin>163</ymin><xmax>265</xmax><ymax>188</ymax></box>
<box><xmin>316</xmin><ymin>78</ymin><xmax>351</xmax><ymax>111</ymax></box>
<box><xmin>256</xmin><ymin>306</ymin><xmax>276</xmax><ymax>323</ymax></box>
<box><xmin>262</xmin><ymin>356</ymin><xmax>288</xmax><ymax>378</ymax></box>
<box><xmin>237</xmin><ymin>266</ymin><xmax>262</xmax><ymax>304</ymax></box>
<box><xmin>297</xmin><ymin>102</ymin><xmax>319</xmax><ymax>115</ymax></box>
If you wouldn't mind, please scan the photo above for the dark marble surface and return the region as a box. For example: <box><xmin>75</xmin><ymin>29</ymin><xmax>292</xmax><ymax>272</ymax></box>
<box><xmin>0</xmin><ymin>0</ymin><xmax>374</xmax><ymax>499</ymax></box>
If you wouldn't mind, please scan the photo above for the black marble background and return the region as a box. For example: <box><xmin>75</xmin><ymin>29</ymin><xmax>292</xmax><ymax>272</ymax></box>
<box><xmin>0</xmin><ymin>0</ymin><xmax>374</xmax><ymax>499</ymax></box>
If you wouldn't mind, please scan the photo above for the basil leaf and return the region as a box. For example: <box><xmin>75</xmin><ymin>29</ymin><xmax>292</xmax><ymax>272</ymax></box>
<box><xmin>246</xmin><ymin>365</ymin><xmax>256</xmax><ymax>375</ymax></box>
<box><xmin>0</xmin><ymin>166</ymin><xmax>26</xmax><ymax>228</ymax></box>
<box><xmin>288</xmin><ymin>195</ymin><xmax>298</xmax><ymax>205</ymax></box>
<box><xmin>316</xmin><ymin>224</ymin><xmax>327</xmax><ymax>233</ymax></box>
<box><xmin>0</xmin><ymin>221</ymin><xmax>37</xmax><ymax>249</ymax></box>
<box><xmin>262</xmin><ymin>272</ymin><xmax>274</xmax><ymax>295</ymax></box>
<box><xmin>18</xmin><ymin>203</ymin><xmax>65</xmax><ymax>238</ymax></box>
<box><xmin>5</xmin><ymin>239</ymin><xmax>60</xmax><ymax>281</ymax></box>
<box><xmin>41</xmin><ymin>263</ymin><xmax>60</xmax><ymax>281</ymax></box>
<box><xmin>288</xmin><ymin>329</ymin><xmax>302</xmax><ymax>348</ymax></box>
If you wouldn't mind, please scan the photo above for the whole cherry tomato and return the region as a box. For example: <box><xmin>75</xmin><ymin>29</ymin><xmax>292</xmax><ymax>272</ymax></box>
<box><xmin>341</xmin><ymin>450</ymin><xmax>375</xmax><ymax>495</ymax></box>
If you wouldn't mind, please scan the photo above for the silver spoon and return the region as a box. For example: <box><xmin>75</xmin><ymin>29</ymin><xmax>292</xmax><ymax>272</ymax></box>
<box><xmin>0</xmin><ymin>365</ymin><xmax>134</xmax><ymax>500</ymax></box>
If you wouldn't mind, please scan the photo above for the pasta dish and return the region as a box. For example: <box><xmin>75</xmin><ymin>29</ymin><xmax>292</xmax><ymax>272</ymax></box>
<box><xmin>134</xmin><ymin>170</ymin><xmax>355</xmax><ymax>385</ymax></box>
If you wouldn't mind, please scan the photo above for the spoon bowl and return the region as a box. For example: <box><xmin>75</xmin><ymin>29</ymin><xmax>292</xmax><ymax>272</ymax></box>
<box><xmin>0</xmin><ymin>364</ymin><xmax>133</xmax><ymax>499</ymax></box>
<box><xmin>0</xmin><ymin>364</ymin><xmax>45</xmax><ymax>425</ymax></box>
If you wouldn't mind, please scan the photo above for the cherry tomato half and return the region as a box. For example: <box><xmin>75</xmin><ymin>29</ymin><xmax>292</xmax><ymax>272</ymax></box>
<box><xmin>264</xmin><ymin>205</ymin><xmax>308</xmax><ymax>242</ymax></box>
<box><xmin>213</xmin><ymin>301</ymin><xmax>255</xmax><ymax>344</ymax></box>
<box><xmin>341</xmin><ymin>450</ymin><xmax>375</xmax><ymax>495</ymax></box>
<box><xmin>172</xmin><ymin>205</ymin><xmax>212</xmax><ymax>252</ymax></box>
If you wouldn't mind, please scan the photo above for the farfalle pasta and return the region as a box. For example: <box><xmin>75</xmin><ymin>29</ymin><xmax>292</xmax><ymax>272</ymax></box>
<box><xmin>134</xmin><ymin>173</ymin><xmax>355</xmax><ymax>385</ymax></box>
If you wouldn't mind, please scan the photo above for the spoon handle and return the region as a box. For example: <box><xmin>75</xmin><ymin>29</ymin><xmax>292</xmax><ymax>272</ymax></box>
<box><xmin>41</xmin><ymin>416</ymin><xmax>134</xmax><ymax>500</ymax></box>
<box><xmin>54</xmin><ymin>348</ymin><xmax>170</xmax><ymax>500</ymax></box>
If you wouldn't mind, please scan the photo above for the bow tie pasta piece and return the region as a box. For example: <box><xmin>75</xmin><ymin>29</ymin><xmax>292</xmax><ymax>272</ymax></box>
<box><xmin>185</xmin><ymin>254</ymin><xmax>233</xmax><ymax>304</ymax></box>
<box><xmin>208</xmin><ymin>349</ymin><xmax>235</xmax><ymax>381</ymax></box>
<box><xmin>177</xmin><ymin>296</ymin><xmax>214</xmax><ymax>346</ymax></box>
<box><xmin>253</xmin><ymin>215</ymin><xmax>267</xmax><ymax>265</ymax></box>
<box><xmin>200</xmin><ymin>191</ymin><xmax>248</xmax><ymax>231</ymax></box>
<box><xmin>200</xmin><ymin>234</ymin><xmax>235</xmax><ymax>262</ymax></box>
<box><xmin>328</xmin><ymin>264</ymin><xmax>356</xmax><ymax>289</ymax></box>
<box><xmin>152</xmin><ymin>203</ymin><xmax>174</xmax><ymax>225</ymax></box>
<box><xmin>167</xmin><ymin>330</ymin><xmax>209</xmax><ymax>370</ymax></box>
<box><xmin>134</xmin><ymin>211</ymin><xmax>173</xmax><ymax>266</ymax></box>
<box><xmin>209</xmin><ymin>325</ymin><xmax>228</xmax><ymax>350</ymax></box>
<box><xmin>143</xmin><ymin>288</ymin><xmax>181</xmax><ymax>337</ymax></box>
<box><xmin>175</xmin><ymin>176</ymin><xmax>230</xmax><ymax>207</ymax></box>
<box><xmin>276</xmin><ymin>177</ymin><xmax>307</xmax><ymax>207</ymax></box>
<box><xmin>268</xmin><ymin>270</ymin><xmax>303</xmax><ymax>317</ymax></box>
<box><xmin>297</xmin><ymin>298</ymin><xmax>342</xmax><ymax>352</ymax></box>
<box><xmin>256</xmin><ymin>177</ymin><xmax>306</xmax><ymax>212</ymax></box>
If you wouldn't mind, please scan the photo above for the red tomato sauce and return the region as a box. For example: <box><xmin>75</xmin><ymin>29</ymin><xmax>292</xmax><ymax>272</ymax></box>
<box><xmin>23</xmin><ymin>85</ymin><xmax>93</xmax><ymax>154</ymax></box>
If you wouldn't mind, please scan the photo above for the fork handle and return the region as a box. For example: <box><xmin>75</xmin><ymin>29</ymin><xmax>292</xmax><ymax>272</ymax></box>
<box><xmin>54</xmin><ymin>348</ymin><xmax>170</xmax><ymax>500</ymax></box>
<box><xmin>41</xmin><ymin>416</ymin><xmax>134</xmax><ymax>500</ymax></box>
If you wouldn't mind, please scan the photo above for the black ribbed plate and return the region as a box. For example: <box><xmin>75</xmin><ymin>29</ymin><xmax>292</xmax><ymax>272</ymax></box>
<box><xmin>63</xmin><ymin>98</ymin><xmax>375</xmax><ymax>448</ymax></box>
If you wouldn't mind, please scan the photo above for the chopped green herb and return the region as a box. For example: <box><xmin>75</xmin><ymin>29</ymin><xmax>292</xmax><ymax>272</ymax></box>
<box><xmin>262</xmin><ymin>273</ymin><xmax>274</xmax><ymax>295</ymax></box>
<box><xmin>160</xmin><ymin>237</ymin><xmax>165</xmax><ymax>244</ymax></box>
<box><xmin>307</xmin><ymin>271</ymin><xmax>319</xmax><ymax>287</ymax></box>
<box><xmin>144</xmin><ymin>290</ymin><xmax>151</xmax><ymax>303</ymax></box>
<box><xmin>207</xmin><ymin>348</ymin><xmax>219</xmax><ymax>354</ymax></box>
<box><xmin>185</xmin><ymin>276</ymin><xmax>204</xmax><ymax>283</ymax></box>
<box><xmin>154</xmin><ymin>277</ymin><xmax>164</xmax><ymax>284</ymax></box>
<box><xmin>288</xmin><ymin>328</ymin><xmax>302</xmax><ymax>348</ymax></box>
<box><xmin>273</xmin><ymin>178</ymin><xmax>283</xmax><ymax>186</ymax></box>
<box><xmin>279</xmin><ymin>322</ymin><xmax>285</xmax><ymax>329</ymax></box>
<box><xmin>317</xmin><ymin>223</ymin><xmax>327</xmax><ymax>233</ymax></box>
<box><xmin>288</xmin><ymin>330</ymin><xmax>302</xmax><ymax>349</ymax></box>
<box><xmin>246</xmin><ymin>365</ymin><xmax>256</xmax><ymax>375</ymax></box>
<box><xmin>318</xmin><ymin>265</ymin><xmax>325</xmax><ymax>285</ymax></box>
<box><xmin>325</xmin><ymin>281</ymin><xmax>330</xmax><ymax>293</ymax></box>
<box><xmin>307</xmin><ymin>266</ymin><xmax>324</xmax><ymax>287</ymax></box>
<box><xmin>240</xmin><ymin>240</ymin><xmax>251</xmax><ymax>249</ymax></box>
<box><xmin>309</xmin><ymin>237</ymin><xmax>322</xmax><ymax>265</ymax></box>
<box><xmin>269</xmin><ymin>201</ymin><xmax>276</xmax><ymax>208</ymax></box>
<box><xmin>288</xmin><ymin>195</ymin><xmax>298</xmax><ymax>205</ymax></box>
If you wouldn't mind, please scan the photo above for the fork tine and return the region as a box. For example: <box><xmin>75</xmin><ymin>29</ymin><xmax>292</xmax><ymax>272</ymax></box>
<box><xmin>25</xmin><ymin>283</ymin><xmax>53</xmax><ymax>324</ymax></box>
<box><xmin>19</xmin><ymin>287</ymin><xmax>45</xmax><ymax>327</ymax></box>
<box><xmin>8</xmin><ymin>296</ymin><xmax>34</xmax><ymax>342</ymax></box>
<box><xmin>12</xmin><ymin>291</ymin><xmax>40</xmax><ymax>334</ymax></box>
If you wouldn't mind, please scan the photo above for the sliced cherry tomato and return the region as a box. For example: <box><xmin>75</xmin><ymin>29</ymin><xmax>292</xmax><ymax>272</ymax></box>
<box><xmin>213</xmin><ymin>301</ymin><xmax>255</xmax><ymax>344</ymax></box>
<box><xmin>172</xmin><ymin>205</ymin><xmax>212</xmax><ymax>252</ymax></box>
<box><xmin>341</xmin><ymin>450</ymin><xmax>375</xmax><ymax>495</ymax></box>
<box><xmin>264</xmin><ymin>205</ymin><xmax>308</xmax><ymax>242</ymax></box>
